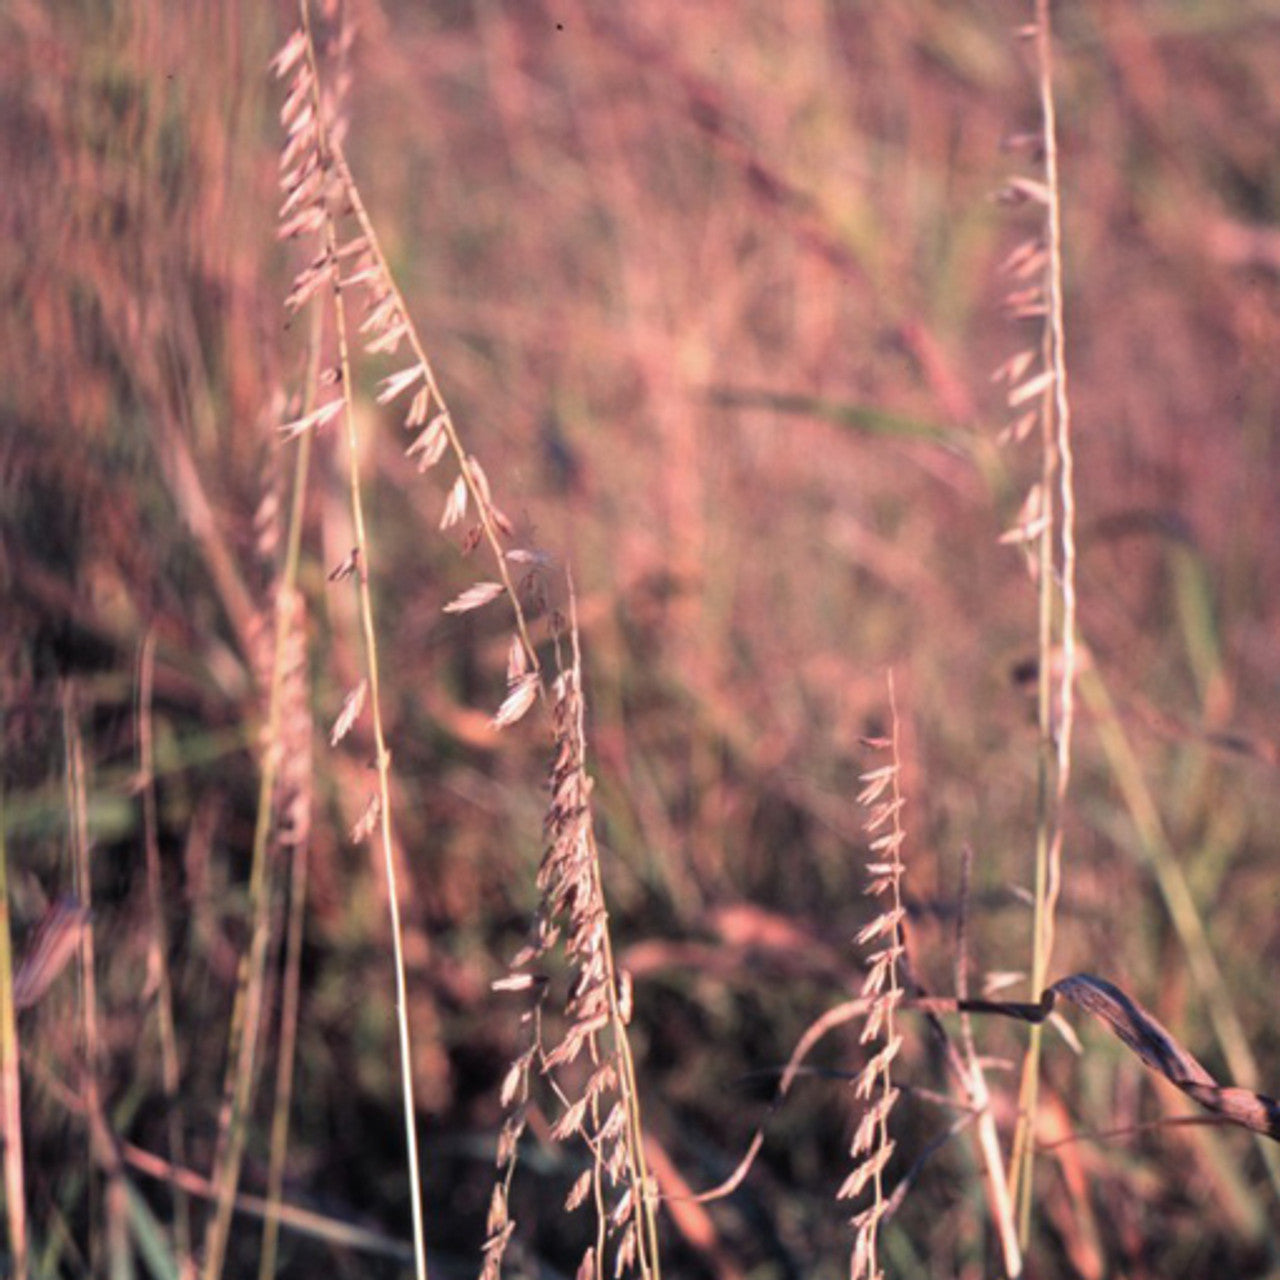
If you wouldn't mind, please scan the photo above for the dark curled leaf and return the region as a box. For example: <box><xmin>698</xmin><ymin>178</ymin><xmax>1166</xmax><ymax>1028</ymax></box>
<box><xmin>936</xmin><ymin>973</ymin><xmax>1280</xmax><ymax>1143</ymax></box>
<box><xmin>1047</xmin><ymin>974</ymin><xmax>1280</xmax><ymax>1142</ymax></box>
<box><xmin>1048</xmin><ymin>974</ymin><xmax>1215</xmax><ymax>1088</ymax></box>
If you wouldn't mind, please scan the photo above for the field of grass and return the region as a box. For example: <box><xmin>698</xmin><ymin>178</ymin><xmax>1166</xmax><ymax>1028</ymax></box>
<box><xmin>5</xmin><ymin>1</ymin><xmax>1280</xmax><ymax>1277</ymax></box>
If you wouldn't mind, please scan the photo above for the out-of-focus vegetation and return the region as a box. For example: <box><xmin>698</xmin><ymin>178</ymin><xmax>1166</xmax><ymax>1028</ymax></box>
<box><xmin>5</xmin><ymin>1</ymin><xmax>1280</xmax><ymax>1276</ymax></box>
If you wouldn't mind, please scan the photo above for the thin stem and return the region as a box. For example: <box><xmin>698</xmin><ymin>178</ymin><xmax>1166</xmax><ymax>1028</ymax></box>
<box><xmin>64</xmin><ymin>686</ymin><xmax>99</xmax><ymax>1261</ymax></box>
<box><xmin>137</xmin><ymin>632</ymin><xmax>191</xmax><ymax>1270</ymax></box>
<box><xmin>1010</xmin><ymin>0</ymin><xmax>1075</xmax><ymax>1242</ymax></box>
<box><xmin>955</xmin><ymin>849</ymin><xmax>1022</xmax><ymax>1277</ymax></box>
<box><xmin>0</xmin><ymin>775</ymin><xmax>27</xmax><ymax>1280</ymax></box>
<box><xmin>202</xmin><ymin>107</ymin><xmax>327</xmax><ymax>1280</ymax></box>
<box><xmin>258</xmin><ymin>310</ymin><xmax>320</xmax><ymax>1280</ymax></box>
<box><xmin>200</xmin><ymin>548</ymin><xmax>295</xmax><ymax>1277</ymax></box>
<box><xmin>298</xmin><ymin>6</ymin><xmax>429</xmax><ymax>1276</ymax></box>
<box><xmin>65</xmin><ymin>685</ymin><xmax>127</xmax><ymax>1273</ymax></box>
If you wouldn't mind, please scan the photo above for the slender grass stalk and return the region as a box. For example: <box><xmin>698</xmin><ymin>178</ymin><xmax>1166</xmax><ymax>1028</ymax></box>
<box><xmin>200</xmin><ymin>582</ymin><xmax>302</xmax><ymax>1277</ymax></box>
<box><xmin>64</xmin><ymin>684</ymin><xmax>128</xmax><ymax>1275</ymax></box>
<box><xmin>275</xmin><ymin>8</ymin><xmax>433</xmax><ymax>1277</ymax></box>
<box><xmin>256</xmin><ymin>815</ymin><xmax>310</xmax><ymax>1280</ymax></box>
<box><xmin>136</xmin><ymin>633</ymin><xmax>191</xmax><ymax>1271</ymax></box>
<box><xmin>1007</xmin><ymin>0</ymin><xmax>1077</xmax><ymax>1240</ymax></box>
<box><xmin>201</xmin><ymin>189</ymin><xmax>324</xmax><ymax>1280</ymax></box>
<box><xmin>316</xmin><ymin>121</ymin><xmax>434</xmax><ymax>1280</ymax></box>
<box><xmin>956</xmin><ymin>854</ymin><xmax>1021</xmax><ymax>1279</ymax></box>
<box><xmin>64</xmin><ymin>685</ymin><xmax>100</xmax><ymax>1270</ymax></box>
<box><xmin>258</xmin><ymin>315</ymin><xmax>321</xmax><ymax>1280</ymax></box>
<box><xmin>0</xmin><ymin>779</ymin><xmax>27</xmax><ymax>1280</ymax></box>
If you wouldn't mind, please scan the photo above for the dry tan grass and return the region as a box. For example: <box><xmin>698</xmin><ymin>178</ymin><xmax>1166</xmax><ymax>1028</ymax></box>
<box><xmin>6</xmin><ymin>1</ymin><xmax>1280</xmax><ymax>1277</ymax></box>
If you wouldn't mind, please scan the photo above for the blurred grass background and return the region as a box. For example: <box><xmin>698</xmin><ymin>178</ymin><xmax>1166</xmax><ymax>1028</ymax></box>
<box><xmin>5</xmin><ymin>0</ymin><xmax>1280</xmax><ymax>1276</ymax></box>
